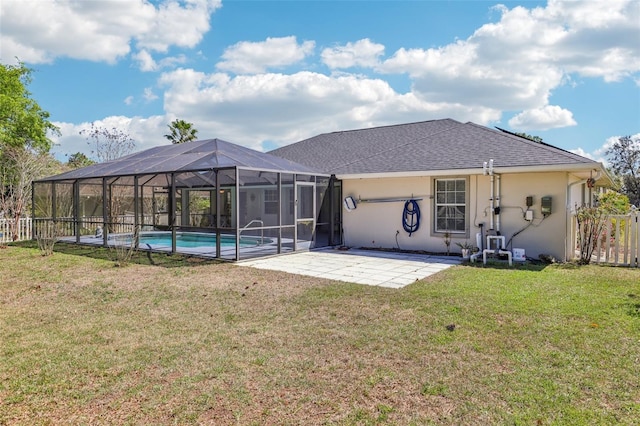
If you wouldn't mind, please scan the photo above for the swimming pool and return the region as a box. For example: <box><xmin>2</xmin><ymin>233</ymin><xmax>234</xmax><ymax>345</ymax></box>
<box><xmin>112</xmin><ymin>232</ymin><xmax>272</xmax><ymax>249</ymax></box>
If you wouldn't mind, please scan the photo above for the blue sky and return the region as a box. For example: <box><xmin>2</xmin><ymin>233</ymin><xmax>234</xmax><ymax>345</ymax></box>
<box><xmin>1</xmin><ymin>0</ymin><xmax>638</xmax><ymax>164</ymax></box>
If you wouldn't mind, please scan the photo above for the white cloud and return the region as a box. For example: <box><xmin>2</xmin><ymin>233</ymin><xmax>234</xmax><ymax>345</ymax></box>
<box><xmin>321</xmin><ymin>39</ymin><xmax>385</xmax><ymax>69</ymax></box>
<box><xmin>133</xmin><ymin>50</ymin><xmax>187</xmax><ymax>72</ymax></box>
<box><xmin>0</xmin><ymin>0</ymin><xmax>221</xmax><ymax>64</ymax></box>
<box><xmin>120</xmin><ymin>90</ymin><xmax>158</xmax><ymax>109</ymax></box>
<box><xmin>544</xmin><ymin>0</ymin><xmax>632</xmax><ymax>30</ymax></box>
<box><xmin>143</xmin><ymin>88</ymin><xmax>158</xmax><ymax>102</ymax></box>
<box><xmin>375</xmin><ymin>0</ymin><xmax>639</xmax><ymax>128</ymax></box>
<box><xmin>133</xmin><ymin>50</ymin><xmax>158</xmax><ymax>72</ymax></box>
<box><xmin>570</xmin><ymin>132</ymin><xmax>640</xmax><ymax>165</ymax></box>
<box><xmin>380</xmin><ymin>41</ymin><xmax>477</xmax><ymax>77</ymax></box>
<box><xmin>569</xmin><ymin>147</ymin><xmax>595</xmax><ymax>160</ymax></box>
<box><xmin>593</xmin><ymin>136</ymin><xmax>621</xmax><ymax>158</ymax></box>
<box><xmin>568</xmin><ymin>147</ymin><xmax>610</xmax><ymax>167</ymax></box>
<box><xmin>379</xmin><ymin>40</ymin><xmax>566</xmax><ymax>114</ymax></box>
<box><xmin>135</xmin><ymin>0</ymin><xmax>221</xmax><ymax>53</ymax></box>
<box><xmin>50</xmin><ymin>72</ymin><xmax>502</xmax><ymax>156</ymax></box>
<box><xmin>472</xmin><ymin>0</ymin><xmax>640</xmax><ymax>82</ymax></box>
<box><xmin>16</xmin><ymin>0</ymin><xmax>639</xmax><ymax>159</ymax></box>
<box><xmin>216</xmin><ymin>36</ymin><xmax>315</xmax><ymax>74</ymax></box>
<box><xmin>156</xmin><ymin>68</ymin><xmax>502</xmax><ymax>151</ymax></box>
<box><xmin>51</xmin><ymin>115</ymin><xmax>168</xmax><ymax>160</ymax></box>
<box><xmin>509</xmin><ymin>105</ymin><xmax>577</xmax><ymax>130</ymax></box>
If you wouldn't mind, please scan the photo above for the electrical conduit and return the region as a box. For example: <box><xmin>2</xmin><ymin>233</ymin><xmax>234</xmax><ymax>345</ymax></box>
<box><xmin>496</xmin><ymin>174</ymin><xmax>501</xmax><ymax>232</ymax></box>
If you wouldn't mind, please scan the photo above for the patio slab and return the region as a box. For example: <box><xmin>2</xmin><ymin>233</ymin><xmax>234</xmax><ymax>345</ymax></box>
<box><xmin>237</xmin><ymin>248</ymin><xmax>462</xmax><ymax>288</ymax></box>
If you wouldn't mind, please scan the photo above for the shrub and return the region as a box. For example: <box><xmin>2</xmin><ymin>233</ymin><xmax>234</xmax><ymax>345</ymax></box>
<box><xmin>36</xmin><ymin>221</ymin><xmax>61</xmax><ymax>256</ymax></box>
<box><xmin>109</xmin><ymin>226</ymin><xmax>140</xmax><ymax>267</ymax></box>
<box><xmin>575</xmin><ymin>205</ymin><xmax>607</xmax><ymax>264</ymax></box>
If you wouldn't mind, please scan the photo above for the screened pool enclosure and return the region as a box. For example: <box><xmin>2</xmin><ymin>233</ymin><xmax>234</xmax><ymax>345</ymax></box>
<box><xmin>33</xmin><ymin>139</ymin><xmax>342</xmax><ymax>260</ymax></box>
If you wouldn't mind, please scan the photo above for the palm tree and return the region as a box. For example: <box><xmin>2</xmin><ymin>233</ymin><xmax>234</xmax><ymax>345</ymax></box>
<box><xmin>164</xmin><ymin>119</ymin><xmax>198</xmax><ymax>144</ymax></box>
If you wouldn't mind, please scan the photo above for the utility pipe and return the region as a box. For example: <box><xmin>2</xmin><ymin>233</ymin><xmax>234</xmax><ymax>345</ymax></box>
<box><xmin>496</xmin><ymin>174</ymin><xmax>501</xmax><ymax>233</ymax></box>
<box><xmin>489</xmin><ymin>173</ymin><xmax>495</xmax><ymax>230</ymax></box>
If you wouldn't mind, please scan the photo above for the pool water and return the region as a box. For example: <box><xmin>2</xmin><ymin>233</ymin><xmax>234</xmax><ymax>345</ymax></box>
<box><xmin>135</xmin><ymin>232</ymin><xmax>270</xmax><ymax>248</ymax></box>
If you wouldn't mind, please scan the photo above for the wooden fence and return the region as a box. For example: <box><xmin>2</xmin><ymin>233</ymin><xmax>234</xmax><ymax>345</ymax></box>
<box><xmin>0</xmin><ymin>217</ymin><xmax>32</xmax><ymax>243</ymax></box>
<box><xmin>574</xmin><ymin>211</ymin><xmax>639</xmax><ymax>267</ymax></box>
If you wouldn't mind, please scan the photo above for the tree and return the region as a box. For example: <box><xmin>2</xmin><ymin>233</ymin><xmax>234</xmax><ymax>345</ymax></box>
<box><xmin>80</xmin><ymin>123</ymin><xmax>135</xmax><ymax>162</ymax></box>
<box><xmin>0</xmin><ymin>62</ymin><xmax>59</xmax><ymax>153</ymax></box>
<box><xmin>164</xmin><ymin>119</ymin><xmax>198</xmax><ymax>144</ymax></box>
<box><xmin>513</xmin><ymin>132</ymin><xmax>544</xmax><ymax>143</ymax></box>
<box><xmin>0</xmin><ymin>147</ymin><xmax>53</xmax><ymax>240</ymax></box>
<box><xmin>596</xmin><ymin>191</ymin><xmax>631</xmax><ymax>214</ymax></box>
<box><xmin>606</xmin><ymin>135</ymin><xmax>640</xmax><ymax>207</ymax></box>
<box><xmin>0</xmin><ymin>62</ymin><xmax>59</xmax><ymax>236</ymax></box>
<box><xmin>67</xmin><ymin>152</ymin><xmax>95</xmax><ymax>169</ymax></box>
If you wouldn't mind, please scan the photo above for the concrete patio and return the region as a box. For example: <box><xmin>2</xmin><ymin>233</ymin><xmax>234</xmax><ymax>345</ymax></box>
<box><xmin>238</xmin><ymin>248</ymin><xmax>462</xmax><ymax>288</ymax></box>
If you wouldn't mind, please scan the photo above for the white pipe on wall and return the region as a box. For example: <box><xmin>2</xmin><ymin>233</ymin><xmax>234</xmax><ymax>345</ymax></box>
<box><xmin>496</xmin><ymin>174</ymin><xmax>501</xmax><ymax>232</ymax></box>
<box><xmin>490</xmin><ymin>174</ymin><xmax>495</xmax><ymax>230</ymax></box>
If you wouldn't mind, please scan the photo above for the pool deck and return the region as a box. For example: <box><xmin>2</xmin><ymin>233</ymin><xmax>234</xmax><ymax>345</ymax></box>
<box><xmin>238</xmin><ymin>248</ymin><xmax>462</xmax><ymax>289</ymax></box>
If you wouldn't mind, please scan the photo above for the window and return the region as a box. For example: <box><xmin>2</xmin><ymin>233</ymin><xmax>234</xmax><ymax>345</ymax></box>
<box><xmin>435</xmin><ymin>178</ymin><xmax>466</xmax><ymax>233</ymax></box>
<box><xmin>264</xmin><ymin>189</ymin><xmax>278</xmax><ymax>215</ymax></box>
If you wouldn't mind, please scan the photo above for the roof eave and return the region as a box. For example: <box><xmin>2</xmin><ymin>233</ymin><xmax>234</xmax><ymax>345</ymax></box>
<box><xmin>335</xmin><ymin>162</ymin><xmax>609</xmax><ymax>181</ymax></box>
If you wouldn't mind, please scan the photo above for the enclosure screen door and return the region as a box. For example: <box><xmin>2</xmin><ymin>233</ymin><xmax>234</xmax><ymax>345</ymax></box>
<box><xmin>152</xmin><ymin>189</ymin><xmax>170</xmax><ymax>228</ymax></box>
<box><xmin>295</xmin><ymin>182</ymin><xmax>315</xmax><ymax>250</ymax></box>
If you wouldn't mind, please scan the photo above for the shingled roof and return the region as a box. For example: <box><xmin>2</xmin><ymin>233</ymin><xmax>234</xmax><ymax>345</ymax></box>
<box><xmin>270</xmin><ymin>119</ymin><xmax>601</xmax><ymax>176</ymax></box>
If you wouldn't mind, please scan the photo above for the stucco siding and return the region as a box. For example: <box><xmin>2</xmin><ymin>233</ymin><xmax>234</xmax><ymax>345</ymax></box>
<box><xmin>342</xmin><ymin>172</ymin><xmax>571</xmax><ymax>260</ymax></box>
<box><xmin>490</xmin><ymin>172</ymin><xmax>567</xmax><ymax>261</ymax></box>
<box><xmin>342</xmin><ymin>177</ymin><xmax>432</xmax><ymax>251</ymax></box>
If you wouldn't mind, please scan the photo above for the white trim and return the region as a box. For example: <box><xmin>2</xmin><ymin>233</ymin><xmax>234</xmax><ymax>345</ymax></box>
<box><xmin>433</xmin><ymin>177</ymin><xmax>468</xmax><ymax>234</ymax></box>
<box><xmin>336</xmin><ymin>163</ymin><xmax>610</xmax><ymax>182</ymax></box>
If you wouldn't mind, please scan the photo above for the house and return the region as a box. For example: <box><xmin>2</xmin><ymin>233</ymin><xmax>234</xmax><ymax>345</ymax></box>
<box><xmin>34</xmin><ymin>119</ymin><xmax>610</xmax><ymax>262</ymax></box>
<box><xmin>271</xmin><ymin>119</ymin><xmax>611</xmax><ymax>261</ymax></box>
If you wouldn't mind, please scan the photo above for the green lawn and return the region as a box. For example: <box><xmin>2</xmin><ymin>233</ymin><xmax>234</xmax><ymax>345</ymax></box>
<box><xmin>1</xmin><ymin>243</ymin><xmax>639</xmax><ymax>425</ymax></box>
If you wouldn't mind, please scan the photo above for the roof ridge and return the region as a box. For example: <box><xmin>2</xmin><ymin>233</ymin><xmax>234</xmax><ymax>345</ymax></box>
<box><xmin>325</xmin><ymin>120</ymin><xmax>463</xmax><ymax>172</ymax></box>
<box><xmin>320</xmin><ymin>118</ymin><xmax>461</xmax><ymax>138</ymax></box>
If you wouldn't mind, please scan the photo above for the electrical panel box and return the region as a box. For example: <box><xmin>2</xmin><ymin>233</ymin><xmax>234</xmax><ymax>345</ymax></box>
<box><xmin>541</xmin><ymin>196</ymin><xmax>552</xmax><ymax>216</ymax></box>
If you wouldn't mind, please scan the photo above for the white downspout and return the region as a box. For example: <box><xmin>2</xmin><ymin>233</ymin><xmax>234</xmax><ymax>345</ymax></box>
<box><xmin>483</xmin><ymin>159</ymin><xmax>496</xmax><ymax>232</ymax></box>
<box><xmin>496</xmin><ymin>174</ymin><xmax>501</xmax><ymax>233</ymax></box>
<box><xmin>490</xmin><ymin>173</ymin><xmax>495</xmax><ymax>230</ymax></box>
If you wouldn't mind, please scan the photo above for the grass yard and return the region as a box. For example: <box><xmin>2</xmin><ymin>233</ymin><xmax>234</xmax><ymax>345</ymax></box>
<box><xmin>1</xmin><ymin>243</ymin><xmax>639</xmax><ymax>425</ymax></box>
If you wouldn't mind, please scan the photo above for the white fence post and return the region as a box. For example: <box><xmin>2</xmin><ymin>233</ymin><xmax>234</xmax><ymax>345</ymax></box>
<box><xmin>0</xmin><ymin>217</ymin><xmax>33</xmax><ymax>243</ymax></box>
<box><xmin>631</xmin><ymin>211</ymin><xmax>639</xmax><ymax>268</ymax></box>
<box><xmin>573</xmin><ymin>211</ymin><xmax>639</xmax><ymax>267</ymax></box>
